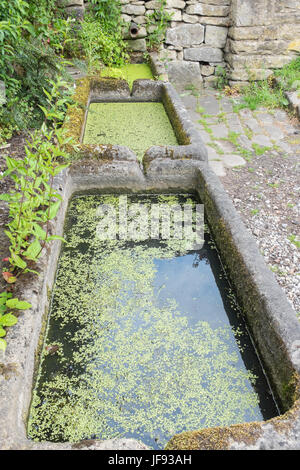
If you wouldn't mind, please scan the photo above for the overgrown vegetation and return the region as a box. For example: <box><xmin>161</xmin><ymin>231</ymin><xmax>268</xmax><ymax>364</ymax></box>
<box><xmin>145</xmin><ymin>0</ymin><xmax>172</xmax><ymax>50</ymax></box>
<box><xmin>0</xmin><ymin>292</ymin><xmax>31</xmax><ymax>351</ymax></box>
<box><xmin>232</xmin><ymin>57</ymin><xmax>300</xmax><ymax>112</ymax></box>
<box><xmin>0</xmin><ymin>0</ymin><xmax>131</xmax><ymax>352</ymax></box>
<box><xmin>0</xmin><ymin>77</ymin><xmax>74</xmax><ymax>349</ymax></box>
<box><xmin>0</xmin><ymin>0</ymin><xmax>128</xmax><ymax>141</ymax></box>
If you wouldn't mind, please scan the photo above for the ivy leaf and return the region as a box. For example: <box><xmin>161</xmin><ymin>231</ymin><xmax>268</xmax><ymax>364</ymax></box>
<box><xmin>0</xmin><ymin>338</ymin><xmax>6</xmax><ymax>351</ymax></box>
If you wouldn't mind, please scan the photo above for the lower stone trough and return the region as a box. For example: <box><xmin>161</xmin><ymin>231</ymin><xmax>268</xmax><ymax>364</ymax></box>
<box><xmin>1</xmin><ymin>77</ymin><xmax>300</xmax><ymax>450</ymax></box>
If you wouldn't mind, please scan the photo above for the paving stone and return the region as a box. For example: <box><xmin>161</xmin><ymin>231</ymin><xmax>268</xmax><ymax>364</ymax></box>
<box><xmin>238</xmin><ymin>134</ymin><xmax>253</xmax><ymax>150</ymax></box>
<box><xmin>197</xmin><ymin>129</ymin><xmax>213</xmax><ymax>144</ymax></box>
<box><xmin>219</xmin><ymin>97</ymin><xmax>233</xmax><ymax>113</ymax></box>
<box><xmin>276</xmin><ymin>141</ymin><xmax>293</xmax><ymax>154</ymax></box>
<box><xmin>198</xmin><ymin>95</ymin><xmax>220</xmax><ymax>115</ymax></box>
<box><xmin>209</xmin><ymin>160</ymin><xmax>226</xmax><ymax>177</ymax></box>
<box><xmin>252</xmin><ymin>134</ymin><xmax>272</xmax><ymax>147</ymax></box>
<box><xmin>226</xmin><ymin>113</ymin><xmax>244</xmax><ymax>134</ymax></box>
<box><xmin>217</xmin><ymin>140</ymin><xmax>237</xmax><ymax>153</ymax></box>
<box><xmin>244</xmin><ymin>118</ymin><xmax>262</xmax><ymax>134</ymax></box>
<box><xmin>239</xmin><ymin>108</ymin><xmax>254</xmax><ymax>119</ymax></box>
<box><xmin>256</xmin><ymin>112</ymin><xmax>274</xmax><ymax>125</ymax></box>
<box><xmin>273</xmin><ymin>109</ymin><xmax>290</xmax><ymax>122</ymax></box>
<box><xmin>210</xmin><ymin>123</ymin><xmax>228</xmax><ymax>139</ymax></box>
<box><xmin>263</xmin><ymin>125</ymin><xmax>285</xmax><ymax>141</ymax></box>
<box><xmin>221</xmin><ymin>154</ymin><xmax>246</xmax><ymax>168</ymax></box>
<box><xmin>180</xmin><ymin>93</ymin><xmax>198</xmax><ymax>109</ymax></box>
<box><xmin>207</xmin><ymin>146</ymin><xmax>221</xmax><ymax>160</ymax></box>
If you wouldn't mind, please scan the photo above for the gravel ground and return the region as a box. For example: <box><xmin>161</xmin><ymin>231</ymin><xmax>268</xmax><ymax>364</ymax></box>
<box><xmin>222</xmin><ymin>149</ymin><xmax>300</xmax><ymax>316</ymax></box>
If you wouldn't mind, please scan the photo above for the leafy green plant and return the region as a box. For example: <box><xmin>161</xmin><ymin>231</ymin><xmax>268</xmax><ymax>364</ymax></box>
<box><xmin>288</xmin><ymin>234</ymin><xmax>300</xmax><ymax>249</ymax></box>
<box><xmin>89</xmin><ymin>0</ymin><xmax>122</xmax><ymax>32</ymax></box>
<box><xmin>0</xmin><ymin>292</ymin><xmax>31</xmax><ymax>351</ymax></box>
<box><xmin>274</xmin><ymin>57</ymin><xmax>300</xmax><ymax>91</ymax></box>
<box><xmin>0</xmin><ymin>0</ymin><xmax>73</xmax><ymax>138</ymax></box>
<box><xmin>146</xmin><ymin>0</ymin><xmax>173</xmax><ymax>50</ymax></box>
<box><xmin>0</xmin><ymin>79</ymin><xmax>74</xmax><ymax>275</ymax></box>
<box><xmin>79</xmin><ymin>14</ymin><xmax>128</xmax><ymax>70</ymax></box>
<box><xmin>215</xmin><ymin>66</ymin><xmax>229</xmax><ymax>90</ymax></box>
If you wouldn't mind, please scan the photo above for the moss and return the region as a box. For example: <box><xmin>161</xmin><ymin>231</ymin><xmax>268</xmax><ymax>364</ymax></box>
<box><xmin>83</xmin><ymin>102</ymin><xmax>178</xmax><ymax>161</ymax></box>
<box><xmin>165</xmin><ymin>421</ymin><xmax>263</xmax><ymax>450</ymax></box>
<box><xmin>63</xmin><ymin>76</ymin><xmax>90</xmax><ymax>151</ymax></box>
<box><xmin>0</xmin><ymin>362</ymin><xmax>18</xmax><ymax>380</ymax></box>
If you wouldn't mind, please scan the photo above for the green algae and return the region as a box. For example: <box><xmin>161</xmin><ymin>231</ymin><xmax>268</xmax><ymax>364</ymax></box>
<box><xmin>83</xmin><ymin>102</ymin><xmax>178</xmax><ymax>161</ymax></box>
<box><xmin>28</xmin><ymin>194</ymin><xmax>267</xmax><ymax>448</ymax></box>
<box><xmin>101</xmin><ymin>64</ymin><xmax>154</xmax><ymax>90</ymax></box>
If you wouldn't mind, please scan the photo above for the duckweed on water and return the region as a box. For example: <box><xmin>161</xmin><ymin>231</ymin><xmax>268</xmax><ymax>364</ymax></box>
<box><xmin>101</xmin><ymin>64</ymin><xmax>154</xmax><ymax>90</ymax></box>
<box><xmin>28</xmin><ymin>195</ymin><xmax>276</xmax><ymax>448</ymax></box>
<box><xmin>83</xmin><ymin>102</ymin><xmax>178</xmax><ymax>161</ymax></box>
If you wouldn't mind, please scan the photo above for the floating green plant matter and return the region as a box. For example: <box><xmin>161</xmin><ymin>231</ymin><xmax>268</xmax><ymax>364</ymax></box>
<box><xmin>28</xmin><ymin>195</ymin><xmax>270</xmax><ymax>448</ymax></box>
<box><xmin>83</xmin><ymin>102</ymin><xmax>178</xmax><ymax>161</ymax></box>
<box><xmin>101</xmin><ymin>64</ymin><xmax>154</xmax><ymax>90</ymax></box>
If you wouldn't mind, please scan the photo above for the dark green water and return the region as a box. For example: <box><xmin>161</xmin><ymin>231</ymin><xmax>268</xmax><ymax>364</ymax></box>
<box><xmin>28</xmin><ymin>194</ymin><xmax>278</xmax><ymax>449</ymax></box>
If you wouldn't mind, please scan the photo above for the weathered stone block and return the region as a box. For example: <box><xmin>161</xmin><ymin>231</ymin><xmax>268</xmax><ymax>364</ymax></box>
<box><xmin>122</xmin><ymin>4</ymin><xmax>146</xmax><ymax>16</ymax></box>
<box><xmin>205</xmin><ymin>25</ymin><xmax>228</xmax><ymax>48</ymax></box>
<box><xmin>166</xmin><ymin>61</ymin><xmax>202</xmax><ymax>87</ymax></box>
<box><xmin>184</xmin><ymin>46</ymin><xmax>223</xmax><ymax>62</ymax></box>
<box><xmin>186</xmin><ymin>3</ymin><xmax>230</xmax><ymax>17</ymax></box>
<box><xmin>165</xmin><ymin>24</ymin><xmax>205</xmax><ymax>48</ymax></box>
<box><xmin>125</xmin><ymin>39</ymin><xmax>147</xmax><ymax>52</ymax></box>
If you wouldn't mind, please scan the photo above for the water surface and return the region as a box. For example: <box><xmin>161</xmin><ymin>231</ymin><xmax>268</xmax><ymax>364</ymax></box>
<box><xmin>83</xmin><ymin>102</ymin><xmax>178</xmax><ymax>161</ymax></box>
<box><xmin>28</xmin><ymin>194</ymin><xmax>278</xmax><ymax>449</ymax></box>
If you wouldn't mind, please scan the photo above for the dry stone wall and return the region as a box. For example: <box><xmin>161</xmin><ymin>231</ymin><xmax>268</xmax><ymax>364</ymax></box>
<box><xmin>226</xmin><ymin>0</ymin><xmax>300</xmax><ymax>83</ymax></box>
<box><xmin>60</xmin><ymin>0</ymin><xmax>300</xmax><ymax>87</ymax></box>
<box><xmin>120</xmin><ymin>0</ymin><xmax>231</xmax><ymax>87</ymax></box>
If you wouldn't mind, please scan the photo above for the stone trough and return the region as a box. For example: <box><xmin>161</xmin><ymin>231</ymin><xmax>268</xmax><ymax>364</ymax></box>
<box><xmin>0</xmin><ymin>78</ymin><xmax>300</xmax><ymax>450</ymax></box>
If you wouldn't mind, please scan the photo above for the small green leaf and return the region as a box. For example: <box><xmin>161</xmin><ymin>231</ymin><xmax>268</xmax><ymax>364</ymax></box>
<box><xmin>0</xmin><ymin>327</ymin><xmax>6</xmax><ymax>338</ymax></box>
<box><xmin>11</xmin><ymin>254</ymin><xmax>27</xmax><ymax>270</ymax></box>
<box><xmin>6</xmin><ymin>298</ymin><xmax>31</xmax><ymax>310</ymax></box>
<box><xmin>0</xmin><ymin>338</ymin><xmax>7</xmax><ymax>351</ymax></box>
<box><xmin>48</xmin><ymin>201</ymin><xmax>61</xmax><ymax>220</ymax></box>
<box><xmin>0</xmin><ymin>313</ymin><xmax>18</xmax><ymax>327</ymax></box>
<box><xmin>45</xmin><ymin>235</ymin><xmax>66</xmax><ymax>243</ymax></box>
<box><xmin>23</xmin><ymin>239</ymin><xmax>42</xmax><ymax>260</ymax></box>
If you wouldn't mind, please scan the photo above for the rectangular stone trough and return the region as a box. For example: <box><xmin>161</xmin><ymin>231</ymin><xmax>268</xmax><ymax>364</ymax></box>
<box><xmin>64</xmin><ymin>76</ymin><xmax>207</xmax><ymax>177</ymax></box>
<box><xmin>0</xmin><ymin>80</ymin><xmax>300</xmax><ymax>451</ymax></box>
